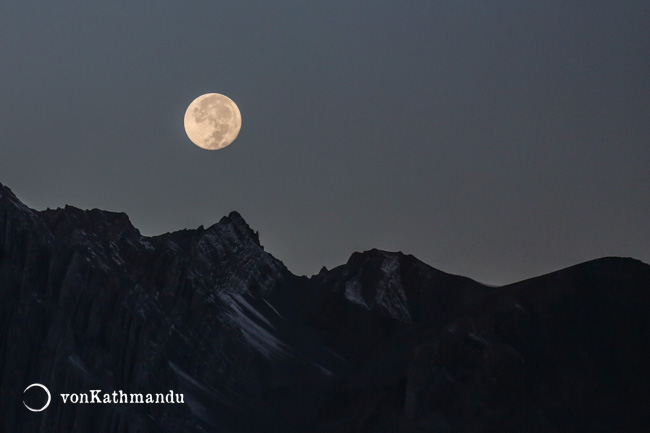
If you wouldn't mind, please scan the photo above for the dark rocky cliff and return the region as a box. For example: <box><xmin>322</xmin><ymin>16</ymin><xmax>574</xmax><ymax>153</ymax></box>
<box><xmin>1</xmin><ymin>182</ymin><xmax>648</xmax><ymax>432</ymax></box>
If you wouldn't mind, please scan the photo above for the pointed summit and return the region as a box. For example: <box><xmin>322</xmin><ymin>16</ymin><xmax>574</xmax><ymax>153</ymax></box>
<box><xmin>221</xmin><ymin>210</ymin><xmax>248</xmax><ymax>227</ymax></box>
<box><xmin>0</xmin><ymin>181</ymin><xmax>36</xmax><ymax>214</ymax></box>
<box><xmin>0</xmin><ymin>181</ymin><xmax>21</xmax><ymax>204</ymax></box>
<box><xmin>210</xmin><ymin>210</ymin><xmax>261</xmax><ymax>246</ymax></box>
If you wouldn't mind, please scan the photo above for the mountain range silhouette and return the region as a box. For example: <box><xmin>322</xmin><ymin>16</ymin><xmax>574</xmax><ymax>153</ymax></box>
<box><xmin>1</xmin><ymin>181</ymin><xmax>648</xmax><ymax>432</ymax></box>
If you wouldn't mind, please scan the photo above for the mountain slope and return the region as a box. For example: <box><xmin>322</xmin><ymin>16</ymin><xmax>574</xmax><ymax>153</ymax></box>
<box><xmin>1</xmin><ymin>182</ymin><xmax>648</xmax><ymax>433</ymax></box>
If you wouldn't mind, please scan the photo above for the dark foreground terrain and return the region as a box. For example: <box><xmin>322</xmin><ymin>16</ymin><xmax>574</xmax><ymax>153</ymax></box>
<box><xmin>1</xmin><ymin>182</ymin><xmax>649</xmax><ymax>432</ymax></box>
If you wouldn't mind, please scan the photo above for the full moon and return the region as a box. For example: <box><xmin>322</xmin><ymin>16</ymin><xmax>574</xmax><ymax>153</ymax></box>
<box><xmin>184</xmin><ymin>93</ymin><xmax>242</xmax><ymax>150</ymax></box>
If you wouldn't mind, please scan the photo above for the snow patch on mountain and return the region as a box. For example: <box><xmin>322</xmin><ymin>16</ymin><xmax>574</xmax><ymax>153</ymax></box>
<box><xmin>373</xmin><ymin>255</ymin><xmax>412</xmax><ymax>324</ymax></box>
<box><xmin>221</xmin><ymin>293</ymin><xmax>292</xmax><ymax>360</ymax></box>
<box><xmin>344</xmin><ymin>278</ymin><xmax>370</xmax><ymax>309</ymax></box>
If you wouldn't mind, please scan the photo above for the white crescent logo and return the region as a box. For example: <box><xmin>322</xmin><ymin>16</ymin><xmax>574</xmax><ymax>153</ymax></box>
<box><xmin>23</xmin><ymin>383</ymin><xmax>51</xmax><ymax>412</ymax></box>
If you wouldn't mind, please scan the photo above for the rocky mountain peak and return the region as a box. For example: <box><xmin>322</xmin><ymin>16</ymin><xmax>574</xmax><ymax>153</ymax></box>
<box><xmin>0</xmin><ymin>181</ymin><xmax>15</xmax><ymax>200</ymax></box>
<box><xmin>207</xmin><ymin>210</ymin><xmax>261</xmax><ymax>247</ymax></box>
<box><xmin>0</xmin><ymin>181</ymin><xmax>33</xmax><ymax>212</ymax></box>
<box><xmin>345</xmin><ymin>248</ymin><xmax>427</xmax><ymax>271</ymax></box>
<box><xmin>39</xmin><ymin>205</ymin><xmax>140</xmax><ymax>240</ymax></box>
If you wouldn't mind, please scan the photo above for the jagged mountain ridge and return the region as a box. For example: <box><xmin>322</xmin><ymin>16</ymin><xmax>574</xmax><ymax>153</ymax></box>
<box><xmin>1</xmin><ymin>182</ymin><xmax>649</xmax><ymax>433</ymax></box>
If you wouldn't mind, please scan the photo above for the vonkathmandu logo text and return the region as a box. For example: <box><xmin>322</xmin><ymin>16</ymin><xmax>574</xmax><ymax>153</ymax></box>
<box><xmin>23</xmin><ymin>384</ymin><xmax>184</xmax><ymax>412</ymax></box>
<box><xmin>61</xmin><ymin>390</ymin><xmax>185</xmax><ymax>404</ymax></box>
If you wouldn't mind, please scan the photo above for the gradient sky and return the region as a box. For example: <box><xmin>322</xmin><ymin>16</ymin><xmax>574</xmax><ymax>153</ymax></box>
<box><xmin>1</xmin><ymin>1</ymin><xmax>648</xmax><ymax>285</ymax></box>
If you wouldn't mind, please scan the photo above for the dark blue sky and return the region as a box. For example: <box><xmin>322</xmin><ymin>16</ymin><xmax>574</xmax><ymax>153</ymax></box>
<box><xmin>1</xmin><ymin>1</ymin><xmax>648</xmax><ymax>284</ymax></box>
